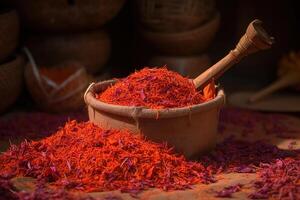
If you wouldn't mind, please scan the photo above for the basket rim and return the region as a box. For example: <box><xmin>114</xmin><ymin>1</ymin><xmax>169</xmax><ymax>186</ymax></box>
<box><xmin>85</xmin><ymin>79</ymin><xmax>225</xmax><ymax>119</ymax></box>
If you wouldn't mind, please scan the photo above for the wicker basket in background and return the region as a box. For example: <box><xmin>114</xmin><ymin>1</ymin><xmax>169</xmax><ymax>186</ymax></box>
<box><xmin>25</xmin><ymin>59</ymin><xmax>90</xmax><ymax>113</ymax></box>
<box><xmin>0</xmin><ymin>55</ymin><xmax>24</xmax><ymax>113</ymax></box>
<box><xmin>134</xmin><ymin>0</ymin><xmax>216</xmax><ymax>33</ymax></box>
<box><xmin>25</xmin><ymin>29</ymin><xmax>111</xmax><ymax>74</ymax></box>
<box><xmin>0</xmin><ymin>9</ymin><xmax>19</xmax><ymax>62</ymax></box>
<box><xmin>140</xmin><ymin>13</ymin><xmax>220</xmax><ymax>56</ymax></box>
<box><xmin>14</xmin><ymin>0</ymin><xmax>126</xmax><ymax>32</ymax></box>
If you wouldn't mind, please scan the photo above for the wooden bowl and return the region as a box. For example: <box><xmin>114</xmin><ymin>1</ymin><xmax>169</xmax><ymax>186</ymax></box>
<box><xmin>0</xmin><ymin>55</ymin><xmax>24</xmax><ymax>113</ymax></box>
<box><xmin>25</xmin><ymin>29</ymin><xmax>111</xmax><ymax>74</ymax></box>
<box><xmin>139</xmin><ymin>13</ymin><xmax>220</xmax><ymax>56</ymax></box>
<box><xmin>134</xmin><ymin>0</ymin><xmax>216</xmax><ymax>33</ymax></box>
<box><xmin>14</xmin><ymin>0</ymin><xmax>126</xmax><ymax>32</ymax></box>
<box><xmin>25</xmin><ymin>61</ymin><xmax>90</xmax><ymax>113</ymax></box>
<box><xmin>148</xmin><ymin>54</ymin><xmax>211</xmax><ymax>78</ymax></box>
<box><xmin>0</xmin><ymin>9</ymin><xmax>19</xmax><ymax>62</ymax></box>
<box><xmin>85</xmin><ymin>80</ymin><xmax>225</xmax><ymax>159</ymax></box>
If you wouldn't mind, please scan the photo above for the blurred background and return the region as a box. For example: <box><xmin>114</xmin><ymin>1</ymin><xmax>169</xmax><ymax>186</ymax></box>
<box><xmin>0</xmin><ymin>0</ymin><xmax>299</xmax><ymax>114</ymax></box>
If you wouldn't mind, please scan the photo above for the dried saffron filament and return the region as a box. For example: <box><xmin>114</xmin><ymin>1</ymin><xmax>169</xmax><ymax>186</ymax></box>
<box><xmin>1</xmin><ymin>109</ymin><xmax>299</xmax><ymax>198</ymax></box>
<box><xmin>98</xmin><ymin>67</ymin><xmax>215</xmax><ymax>109</ymax></box>
<box><xmin>249</xmin><ymin>157</ymin><xmax>300</xmax><ymax>199</ymax></box>
<box><xmin>200</xmin><ymin>138</ymin><xmax>298</xmax><ymax>174</ymax></box>
<box><xmin>0</xmin><ymin>121</ymin><xmax>212</xmax><ymax>193</ymax></box>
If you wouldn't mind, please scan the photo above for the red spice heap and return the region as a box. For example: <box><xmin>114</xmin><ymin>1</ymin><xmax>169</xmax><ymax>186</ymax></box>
<box><xmin>249</xmin><ymin>157</ymin><xmax>300</xmax><ymax>199</ymax></box>
<box><xmin>0</xmin><ymin>121</ymin><xmax>212</xmax><ymax>193</ymax></box>
<box><xmin>201</xmin><ymin>138</ymin><xmax>297</xmax><ymax>174</ymax></box>
<box><xmin>98</xmin><ymin>67</ymin><xmax>215</xmax><ymax>109</ymax></box>
<box><xmin>201</xmin><ymin>138</ymin><xmax>300</xmax><ymax>199</ymax></box>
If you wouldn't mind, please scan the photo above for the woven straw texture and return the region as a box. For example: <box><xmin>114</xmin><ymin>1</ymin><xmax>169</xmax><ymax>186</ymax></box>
<box><xmin>140</xmin><ymin>13</ymin><xmax>220</xmax><ymax>56</ymax></box>
<box><xmin>15</xmin><ymin>0</ymin><xmax>125</xmax><ymax>32</ymax></box>
<box><xmin>135</xmin><ymin>0</ymin><xmax>215</xmax><ymax>32</ymax></box>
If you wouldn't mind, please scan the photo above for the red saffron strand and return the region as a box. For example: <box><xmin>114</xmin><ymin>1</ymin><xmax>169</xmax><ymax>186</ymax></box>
<box><xmin>0</xmin><ymin>108</ymin><xmax>299</xmax><ymax>199</ymax></box>
<box><xmin>249</xmin><ymin>157</ymin><xmax>300</xmax><ymax>199</ymax></box>
<box><xmin>98</xmin><ymin>67</ymin><xmax>215</xmax><ymax>109</ymax></box>
<box><xmin>0</xmin><ymin>121</ymin><xmax>212</xmax><ymax>193</ymax></box>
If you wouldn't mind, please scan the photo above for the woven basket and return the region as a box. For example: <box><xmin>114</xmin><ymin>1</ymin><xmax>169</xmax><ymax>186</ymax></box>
<box><xmin>24</xmin><ymin>55</ymin><xmax>90</xmax><ymax>113</ymax></box>
<box><xmin>0</xmin><ymin>55</ymin><xmax>24</xmax><ymax>113</ymax></box>
<box><xmin>140</xmin><ymin>12</ymin><xmax>220</xmax><ymax>56</ymax></box>
<box><xmin>15</xmin><ymin>0</ymin><xmax>125</xmax><ymax>32</ymax></box>
<box><xmin>25</xmin><ymin>29</ymin><xmax>111</xmax><ymax>74</ymax></box>
<box><xmin>134</xmin><ymin>0</ymin><xmax>215</xmax><ymax>33</ymax></box>
<box><xmin>0</xmin><ymin>9</ymin><xmax>19</xmax><ymax>62</ymax></box>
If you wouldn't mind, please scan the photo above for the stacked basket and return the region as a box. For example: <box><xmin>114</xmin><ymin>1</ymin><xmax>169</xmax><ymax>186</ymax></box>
<box><xmin>135</xmin><ymin>0</ymin><xmax>220</xmax><ymax>77</ymax></box>
<box><xmin>16</xmin><ymin>0</ymin><xmax>126</xmax><ymax>74</ymax></box>
<box><xmin>0</xmin><ymin>8</ymin><xmax>24</xmax><ymax>113</ymax></box>
<box><xmin>13</xmin><ymin>0</ymin><xmax>126</xmax><ymax>112</ymax></box>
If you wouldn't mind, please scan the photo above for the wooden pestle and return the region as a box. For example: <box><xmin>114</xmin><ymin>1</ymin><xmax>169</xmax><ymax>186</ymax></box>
<box><xmin>193</xmin><ymin>19</ymin><xmax>274</xmax><ymax>89</ymax></box>
<box><xmin>248</xmin><ymin>73</ymin><xmax>300</xmax><ymax>103</ymax></box>
<box><xmin>249</xmin><ymin>51</ymin><xmax>300</xmax><ymax>103</ymax></box>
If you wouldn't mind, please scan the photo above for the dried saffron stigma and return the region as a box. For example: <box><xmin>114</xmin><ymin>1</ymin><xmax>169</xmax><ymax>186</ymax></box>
<box><xmin>249</xmin><ymin>157</ymin><xmax>300</xmax><ymax>199</ymax></box>
<box><xmin>0</xmin><ymin>121</ymin><xmax>213</xmax><ymax>193</ymax></box>
<box><xmin>1</xmin><ymin>109</ymin><xmax>299</xmax><ymax>199</ymax></box>
<box><xmin>98</xmin><ymin>67</ymin><xmax>216</xmax><ymax>109</ymax></box>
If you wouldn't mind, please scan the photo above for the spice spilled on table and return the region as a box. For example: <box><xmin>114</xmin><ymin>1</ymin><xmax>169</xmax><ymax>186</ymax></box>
<box><xmin>0</xmin><ymin>121</ymin><xmax>213</xmax><ymax>194</ymax></box>
<box><xmin>0</xmin><ymin>67</ymin><xmax>299</xmax><ymax>199</ymax></box>
<box><xmin>0</xmin><ymin>120</ymin><xmax>299</xmax><ymax>199</ymax></box>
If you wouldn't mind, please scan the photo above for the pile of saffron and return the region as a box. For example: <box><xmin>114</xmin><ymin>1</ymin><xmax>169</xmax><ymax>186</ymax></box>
<box><xmin>201</xmin><ymin>139</ymin><xmax>300</xmax><ymax>199</ymax></box>
<box><xmin>249</xmin><ymin>157</ymin><xmax>300</xmax><ymax>199</ymax></box>
<box><xmin>0</xmin><ymin>109</ymin><xmax>299</xmax><ymax>199</ymax></box>
<box><xmin>200</xmin><ymin>138</ymin><xmax>297</xmax><ymax>174</ymax></box>
<box><xmin>0</xmin><ymin>121</ymin><xmax>212</xmax><ymax>193</ymax></box>
<box><xmin>98</xmin><ymin>67</ymin><xmax>215</xmax><ymax>109</ymax></box>
<box><xmin>219</xmin><ymin>108</ymin><xmax>300</xmax><ymax>138</ymax></box>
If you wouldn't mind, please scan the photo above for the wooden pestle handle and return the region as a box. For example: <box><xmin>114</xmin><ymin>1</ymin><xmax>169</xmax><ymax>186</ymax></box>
<box><xmin>193</xmin><ymin>19</ymin><xmax>274</xmax><ymax>89</ymax></box>
<box><xmin>248</xmin><ymin>73</ymin><xmax>300</xmax><ymax>103</ymax></box>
